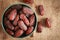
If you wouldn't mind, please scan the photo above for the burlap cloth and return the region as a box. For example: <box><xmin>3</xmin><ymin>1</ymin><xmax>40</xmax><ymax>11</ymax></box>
<box><xmin>0</xmin><ymin>0</ymin><xmax>60</xmax><ymax>40</ymax></box>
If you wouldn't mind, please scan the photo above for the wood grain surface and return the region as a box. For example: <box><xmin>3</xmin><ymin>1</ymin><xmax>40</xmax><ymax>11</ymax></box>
<box><xmin>0</xmin><ymin>0</ymin><xmax>60</xmax><ymax>40</ymax></box>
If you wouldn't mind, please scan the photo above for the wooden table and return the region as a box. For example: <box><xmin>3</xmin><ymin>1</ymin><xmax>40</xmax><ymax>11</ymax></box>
<box><xmin>0</xmin><ymin>0</ymin><xmax>60</xmax><ymax>40</ymax></box>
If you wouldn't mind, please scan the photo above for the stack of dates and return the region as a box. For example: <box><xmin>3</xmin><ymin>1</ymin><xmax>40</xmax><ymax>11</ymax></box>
<box><xmin>3</xmin><ymin>5</ymin><xmax>36</xmax><ymax>37</ymax></box>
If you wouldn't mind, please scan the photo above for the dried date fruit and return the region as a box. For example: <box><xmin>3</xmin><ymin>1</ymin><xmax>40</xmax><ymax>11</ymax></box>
<box><xmin>8</xmin><ymin>9</ymin><xmax>17</xmax><ymax>20</ymax></box>
<box><xmin>13</xmin><ymin>15</ymin><xmax>19</xmax><ymax>26</ymax></box>
<box><xmin>18</xmin><ymin>20</ymin><xmax>27</xmax><ymax>31</ymax></box>
<box><xmin>20</xmin><ymin>14</ymin><xmax>29</xmax><ymax>26</ymax></box>
<box><xmin>6</xmin><ymin>28</ymin><xmax>14</xmax><ymax>35</ymax></box>
<box><xmin>37</xmin><ymin>22</ymin><xmax>42</xmax><ymax>33</ymax></box>
<box><xmin>4</xmin><ymin>18</ymin><xmax>14</xmax><ymax>30</ymax></box>
<box><xmin>23</xmin><ymin>0</ymin><xmax>34</xmax><ymax>4</ymax></box>
<box><xmin>29</xmin><ymin>15</ymin><xmax>35</xmax><ymax>26</ymax></box>
<box><xmin>14</xmin><ymin>26</ymin><xmax>19</xmax><ymax>31</ymax></box>
<box><xmin>23</xmin><ymin>7</ymin><xmax>34</xmax><ymax>15</ymax></box>
<box><xmin>45</xmin><ymin>18</ymin><xmax>51</xmax><ymax>28</ymax></box>
<box><xmin>11</xmin><ymin>5</ymin><xmax>22</xmax><ymax>11</ymax></box>
<box><xmin>37</xmin><ymin>5</ymin><xmax>44</xmax><ymax>16</ymax></box>
<box><xmin>26</xmin><ymin>26</ymin><xmax>33</xmax><ymax>35</ymax></box>
<box><xmin>5</xmin><ymin>8</ymin><xmax>12</xmax><ymax>17</ymax></box>
<box><xmin>14</xmin><ymin>29</ymin><xmax>23</xmax><ymax>37</ymax></box>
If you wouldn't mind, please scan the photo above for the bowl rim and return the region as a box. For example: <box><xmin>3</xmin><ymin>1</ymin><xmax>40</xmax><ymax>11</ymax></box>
<box><xmin>1</xmin><ymin>2</ymin><xmax>38</xmax><ymax>38</ymax></box>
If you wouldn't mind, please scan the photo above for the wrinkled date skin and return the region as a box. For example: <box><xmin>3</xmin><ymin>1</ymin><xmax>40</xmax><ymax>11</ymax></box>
<box><xmin>8</xmin><ymin>9</ymin><xmax>17</xmax><ymax>21</ymax></box>
<box><xmin>37</xmin><ymin>5</ymin><xmax>44</xmax><ymax>16</ymax></box>
<box><xmin>26</xmin><ymin>26</ymin><xmax>33</xmax><ymax>35</ymax></box>
<box><xmin>18</xmin><ymin>20</ymin><xmax>27</xmax><ymax>31</ymax></box>
<box><xmin>23</xmin><ymin>7</ymin><xmax>34</xmax><ymax>15</ymax></box>
<box><xmin>14</xmin><ymin>29</ymin><xmax>24</xmax><ymax>37</ymax></box>
<box><xmin>29</xmin><ymin>15</ymin><xmax>35</xmax><ymax>26</ymax></box>
<box><xmin>37</xmin><ymin>22</ymin><xmax>42</xmax><ymax>33</ymax></box>
<box><xmin>23</xmin><ymin>0</ymin><xmax>34</xmax><ymax>4</ymax></box>
<box><xmin>20</xmin><ymin>14</ymin><xmax>29</xmax><ymax>26</ymax></box>
<box><xmin>45</xmin><ymin>18</ymin><xmax>51</xmax><ymax>28</ymax></box>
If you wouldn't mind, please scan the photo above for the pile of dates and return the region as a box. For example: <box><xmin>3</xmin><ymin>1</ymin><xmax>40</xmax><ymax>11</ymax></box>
<box><xmin>3</xmin><ymin>5</ymin><xmax>36</xmax><ymax>38</ymax></box>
